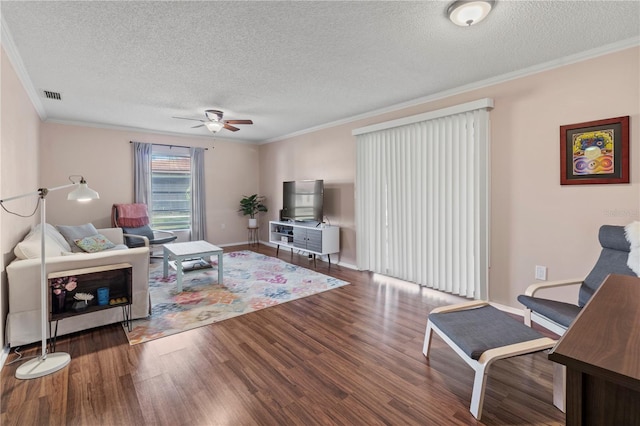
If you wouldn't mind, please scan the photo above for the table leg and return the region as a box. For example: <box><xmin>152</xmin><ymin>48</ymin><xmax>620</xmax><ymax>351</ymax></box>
<box><xmin>163</xmin><ymin>247</ymin><xmax>169</xmax><ymax>278</ymax></box>
<box><xmin>553</xmin><ymin>363</ymin><xmax>566</xmax><ymax>412</ymax></box>
<box><xmin>176</xmin><ymin>257</ymin><xmax>183</xmax><ymax>292</ymax></box>
<box><xmin>217</xmin><ymin>251</ymin><xmax>223</xmax><ymax>284</ymax></box>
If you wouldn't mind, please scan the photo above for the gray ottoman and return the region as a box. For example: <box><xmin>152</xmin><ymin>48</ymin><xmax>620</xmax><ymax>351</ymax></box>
<box><xmin>423</xmin><ymin>301</ymin><xmax>557</xmax><ymax>419</ymax></box>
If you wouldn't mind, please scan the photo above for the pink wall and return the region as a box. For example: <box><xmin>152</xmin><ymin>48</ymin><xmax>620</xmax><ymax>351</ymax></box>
<box><xmin>259</xmin><ymin>46</ymin><xmax>640</xmax><ymax>308</ymax></box>
<box><xmin>1</xmin><ymin>47</ymin><xmax>42</xmax><ymax>348</ymax></box>
<box><xmin>40</xmin><ymin>123</ymin><xmax>261</xmax><ymax>246</ymax></box>
<box><xmin>259</xmin><ymin>125</ymin><xmax>357</xmax><ymax>266</ymax></box>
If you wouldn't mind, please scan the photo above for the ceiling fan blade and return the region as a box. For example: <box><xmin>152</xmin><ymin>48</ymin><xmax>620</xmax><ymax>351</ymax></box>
<box><xmin>173</xmin><ymin>116</ymin><xmax>206</xmax><ymax>122</ymax></box>
<box><xmin>223</xmin><ymin>124</ymin><xmax>240</xmax><ymax>132</ymax></box>
<box><xmin>191</xmin><ymin>124</ymin><xmax>205</xmax><ymax>128</ymax></box>
<box><xmin>224</xmin><ymin>119</ymin><xmax>253</xmax><ymax>125</ymax></box>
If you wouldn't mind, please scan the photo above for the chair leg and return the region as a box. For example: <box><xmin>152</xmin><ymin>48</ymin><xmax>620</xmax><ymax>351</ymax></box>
<box><xmin>523</xmin><ymin>307</ymin><xmax>532</xmax><ymax>326</ymax></box>
<box><xmin>423</xmin><ymin>320</ymin><xmax>434</xmax><ymax>358</ymax></box>
<box><xmin>470</xmin><ymin>364</ymin><xmax>489</xmax><ymax>420</ymax></box>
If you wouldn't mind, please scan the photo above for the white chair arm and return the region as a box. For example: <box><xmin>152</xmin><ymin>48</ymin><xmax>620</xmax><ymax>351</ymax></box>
<box><xmin>430</xmin><ymin>300</ymin><xmax>489</xmax><ymax>314</ymax></box>
<box><xmin>524</xmin><ymin>278</ymin><xmax>584</xmax><ymax>297</ymax></box>
<box><xmin>123</xmin><ymin>234</ymin><xmax>150</xmax><ymax>247</ymax></box>
<box><xmin>152</xmin><ymin>229</ymin><xmax>175</xmax><ymax>238</ymax></box>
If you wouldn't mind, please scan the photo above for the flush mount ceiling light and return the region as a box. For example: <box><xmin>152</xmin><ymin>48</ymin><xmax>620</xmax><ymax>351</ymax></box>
<box><xmin>448</xmin><ymin>0</ymin><xmax>495</xmax><ymax>27</ymax></box>
<box><xmin>204</xmin><ymin>121</ymin><xmax>224</xmax><ymax>133</ymax></box>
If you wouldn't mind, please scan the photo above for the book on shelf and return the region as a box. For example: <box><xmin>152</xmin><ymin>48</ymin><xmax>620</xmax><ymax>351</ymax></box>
<box><xmin>169</xmin><ymin>258</ymin><xmax>212</xmax><ymax>272</ymax></box>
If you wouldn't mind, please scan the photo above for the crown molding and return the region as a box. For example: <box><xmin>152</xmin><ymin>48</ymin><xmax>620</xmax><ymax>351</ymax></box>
<box><xmin>1</xmin><ymin>17</ymin><xmax>47</xmax><ymax>120</ymax></box>
<box><xmin>262</xmin><ymin>37</ymin><xmax>640</xmax><ymax>145</ymax></box>
<box><xmin>44</xmin><ymin>118</ymin><xmax>258</xmax><ymax>145</ymax></box>
<box><xmin>353</xmin><ymin>98</ymin><xmax>494</xmax><ymax>136</ymax></box>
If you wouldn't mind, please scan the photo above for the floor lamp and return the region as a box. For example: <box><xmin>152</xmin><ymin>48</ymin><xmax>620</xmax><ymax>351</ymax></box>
<box><xmin>0</xmin><ymin>176</ymin><xmax>99</xmax><ymax>379</ymax></box>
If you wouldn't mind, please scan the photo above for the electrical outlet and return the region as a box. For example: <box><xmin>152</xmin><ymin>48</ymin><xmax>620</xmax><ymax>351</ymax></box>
<box><xmin>535</xmin><ymin>265</ymin><xmax>547</xmax><ymax>281</ymax></box>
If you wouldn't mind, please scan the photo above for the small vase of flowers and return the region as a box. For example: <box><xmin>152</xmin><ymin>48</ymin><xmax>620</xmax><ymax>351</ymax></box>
<box><xmin>50</xmin><ymin>276</ymin><xmax>78</xmax><ymax>314</ymax></box>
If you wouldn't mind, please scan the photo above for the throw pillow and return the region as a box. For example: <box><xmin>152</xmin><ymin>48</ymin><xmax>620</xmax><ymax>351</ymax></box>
<box><xmin>42</xmin><ymin>223</ymin><xmax>72</xmax><ymax>252</ymax></box>
<box><xmin>56</xmin><ymin>223</ymin><xmax>99</xmax><ymax>252</ymax></box>
<box><xmin>74</xmin><ymin>234</ymin><xmax>116</xmax><ymax>253</ymax></box>
<box><xmin>14</xmin><ymin>223</ymin><xmax>73</xmax><ymax>259</ymax></box>
<box><xmin>14</xmin><ymin>232</ymin><xmax>67</xmax><ymax>259</ymax></box>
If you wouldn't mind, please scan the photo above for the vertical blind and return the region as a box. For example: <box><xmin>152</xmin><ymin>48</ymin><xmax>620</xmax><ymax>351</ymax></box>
<box><xmin>150</xmin><ymin>146</ymin><xmax>192</xmax><ymax>231</ymax></box>
<box><xmin>354</xmin><ymin>99</ymin><xmax>492</xmax><ymax>299</ymax></box>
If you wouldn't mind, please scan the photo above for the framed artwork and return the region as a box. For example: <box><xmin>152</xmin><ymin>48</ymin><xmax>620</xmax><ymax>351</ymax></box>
<box><xmin>560</xmin><ymin>116</ymin><xmax>630</xmax><ymax>185</ymax></box>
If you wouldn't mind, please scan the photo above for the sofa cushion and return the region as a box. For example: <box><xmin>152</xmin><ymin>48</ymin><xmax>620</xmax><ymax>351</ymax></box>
<box><xmin>43</xmin><ymin>223</ymin><xmax>72</xmax><ymax>251</ymax></box>
<box><xmin>74</xmin><ymin>234</ymin><xmax>116</xmax><ymax>253</ymax></box>
<box><xmin>14</xmin><ymin>233</ymin><xmax>66</xmax><ymax>259</ymax></box>
<box><xmin>14</xmin><ymin>224</ymin><xmax>71</xmax><ymax>259</ymax></box>
<box><xmin>56</xmin><ymin>223</ymin><xmax>99</xmax><ymax>252</ymax></box>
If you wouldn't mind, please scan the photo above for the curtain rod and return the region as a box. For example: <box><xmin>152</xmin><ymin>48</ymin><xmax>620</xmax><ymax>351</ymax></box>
<box><xmin>129</xmin><ymin>141</ymin><xmax>208</xmax><ymax>150</ymax></box>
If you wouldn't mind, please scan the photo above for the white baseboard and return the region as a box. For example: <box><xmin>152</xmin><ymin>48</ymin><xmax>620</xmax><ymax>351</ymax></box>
<box><xmin>256</xmin><ymin>240</ymin><xmax>357</xmax><ymax>269</ymax></box>
<box><xmin>217</xmin><ymin>241</ymin><xmax>253</xmax><ymax>248</ymax></box>
<box><xmin>334</xmin><ymin>260</ymin><xmax>357</xmax><ymax>270</ymax></box>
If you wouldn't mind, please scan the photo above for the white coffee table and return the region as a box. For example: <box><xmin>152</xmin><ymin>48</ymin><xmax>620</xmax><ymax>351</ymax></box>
<box><xmin>162</xmin><ymin>240</ymin><xmax>223</xmax><ymax>292</ymax></box>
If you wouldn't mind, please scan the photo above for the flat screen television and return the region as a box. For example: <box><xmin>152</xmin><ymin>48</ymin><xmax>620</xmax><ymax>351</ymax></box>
<box><xmin>282</xmin><ymin>180</ymin><xmax>324</xmax><ymax>222</ymax></box>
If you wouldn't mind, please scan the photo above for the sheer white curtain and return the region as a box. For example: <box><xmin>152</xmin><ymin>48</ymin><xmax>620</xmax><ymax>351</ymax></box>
<box><xmin>133</xmin><ymin>141</ymin><xmax>152</xmax><ymax>204</ymax></box>
<box><xmin>190</xmin><ymin>147</ymin><xmax>207</xmax><ymax>240</ymax></box>
<box><xmin>354</xmin><ymin>99</ymin><xmax>492</xmax><ymax>299</ymax></box>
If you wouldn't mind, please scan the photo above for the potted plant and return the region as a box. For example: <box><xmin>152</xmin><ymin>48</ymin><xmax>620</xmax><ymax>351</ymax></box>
<box><xmin>239</xmin><ymin>194</ymin><xmax>268</xmax><ymax>228</ymax></box>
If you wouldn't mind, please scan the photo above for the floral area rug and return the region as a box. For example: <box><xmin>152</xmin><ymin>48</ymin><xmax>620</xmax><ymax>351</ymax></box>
<box><xmin>124</xmin><ymin>250</ymin><xmax>349</xmax><ymax>344</ymax></box>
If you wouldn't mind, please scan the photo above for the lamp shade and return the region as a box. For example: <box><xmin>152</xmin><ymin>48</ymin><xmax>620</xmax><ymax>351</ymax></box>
<box><xmin>448</xmin><ymin>1</ymin><xmax>494</xmax><ymax>26</ymax></box>
<box><xmin>205</xmin><ymin>121</ymin><xmax>225</xmax><ymax>133</ymax></box>
<box><xmin>67</xmin><ymin>179</ymin><xmax>100</xmax><ymax>201</ymax></box>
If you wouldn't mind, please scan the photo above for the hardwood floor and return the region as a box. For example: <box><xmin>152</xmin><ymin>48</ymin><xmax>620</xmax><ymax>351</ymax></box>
<box><xmin>1</xmin><ymin>245</ymin><xmax>564</xmax><ymax>425</ymax></box>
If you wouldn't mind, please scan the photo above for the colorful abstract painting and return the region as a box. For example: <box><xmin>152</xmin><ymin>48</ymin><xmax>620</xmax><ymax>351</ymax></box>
<box><xmin>560</xmin><ymin>116</ymin><xmax>629</xmax><ymax>185</ymax></box>
<box><xmin>572</xmin><ymin>129</ymin><xmax>614</xmax><ymax>176</ymax></box>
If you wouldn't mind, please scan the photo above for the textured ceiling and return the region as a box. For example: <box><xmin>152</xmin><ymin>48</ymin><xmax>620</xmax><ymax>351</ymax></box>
<box><xmin>1</xmin><ymin>1</ymin><xmax>639</xmax><ymax>143</ymax></box>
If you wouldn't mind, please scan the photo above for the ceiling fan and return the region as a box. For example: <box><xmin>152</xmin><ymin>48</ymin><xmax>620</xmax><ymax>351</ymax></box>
<box><xmin>173</xmin><ymin>109</ymin><xmax>253</xmax><ymax>133</ymax></box>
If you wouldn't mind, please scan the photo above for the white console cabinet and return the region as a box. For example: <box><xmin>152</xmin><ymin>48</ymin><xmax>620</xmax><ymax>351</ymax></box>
<box><xmin>269</xmin><ymin>221</ymin><xmax>339</xmax><ymax>266</ymax></box>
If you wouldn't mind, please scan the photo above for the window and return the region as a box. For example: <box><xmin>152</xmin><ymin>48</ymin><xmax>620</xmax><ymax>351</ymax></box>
<box><xmin>150</xmin><ymin>146</ymin><xmax>191</xmax><ymax>231</ymax></box>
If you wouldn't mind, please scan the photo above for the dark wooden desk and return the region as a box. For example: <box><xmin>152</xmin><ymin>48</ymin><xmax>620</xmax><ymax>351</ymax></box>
<box><xmin>548</xmin><ymin>274</ymin><xmax>640</xmax><ymax>425</ymax></box>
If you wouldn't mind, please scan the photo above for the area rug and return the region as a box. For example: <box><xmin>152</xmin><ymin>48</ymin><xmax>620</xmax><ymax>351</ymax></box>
<box><xmin>124</xmin><ymin>250</ymin><xmax>349</xmax><ymax>344</ymax></box>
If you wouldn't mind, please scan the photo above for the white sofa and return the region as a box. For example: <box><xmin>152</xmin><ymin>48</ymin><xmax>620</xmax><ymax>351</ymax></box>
<box><xmin>6</xmin><ymin>226</ymin><xmax>150</xmax><ymax>347</ymax></box>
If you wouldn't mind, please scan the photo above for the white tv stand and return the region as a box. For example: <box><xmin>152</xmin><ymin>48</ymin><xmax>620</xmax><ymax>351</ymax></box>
<box><xmin>269</xmin><ymin>220</ymin><xmax>339</xmax><ymax>267</ymax></box>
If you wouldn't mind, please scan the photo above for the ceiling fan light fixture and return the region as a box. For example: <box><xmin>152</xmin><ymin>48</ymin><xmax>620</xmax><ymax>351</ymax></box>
<box><xmin>205</xmin><ymin>109</ymin><xmax>223</xmax><ymax>121</ymax></box>
<box><xmin>204</xmin><ymin>121</ymin><xmax>224</xmax><ymax>133</ymax></box>
<box><xmin>448</xmin><ymin>0</ymin><xmax>494</xmax><ymax>27</ymax></box>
